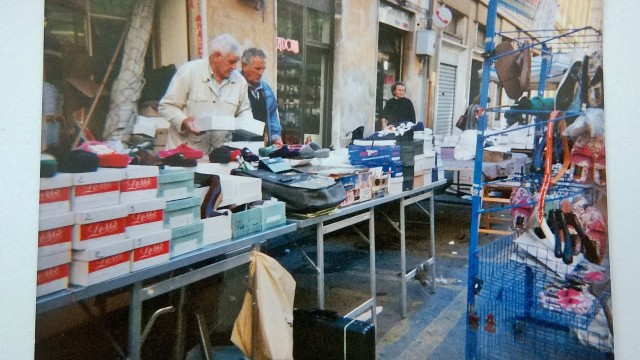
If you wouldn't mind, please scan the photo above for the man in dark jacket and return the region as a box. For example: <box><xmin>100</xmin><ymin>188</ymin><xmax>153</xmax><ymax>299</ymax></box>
<box><xmin>239</xmin><ymin>48</ymin><xmax>283</xmax><ymax>146</ymax></box>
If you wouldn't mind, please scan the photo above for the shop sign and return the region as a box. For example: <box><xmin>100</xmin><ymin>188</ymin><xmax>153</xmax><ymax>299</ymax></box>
<box><xmin>379</xmin><ymin>3</ymin><xmax>410</xmax><ymax>31</ymax></box>
<box><xmin>277</xmin><ymin>37</ymin><xmax>300</xmax><ymax>54</ymax></box>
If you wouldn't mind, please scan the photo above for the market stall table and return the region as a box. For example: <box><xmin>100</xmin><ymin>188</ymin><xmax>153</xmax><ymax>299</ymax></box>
<box><xmin>289</xmin><ymin>179</ymin><xmax>447</xmax><ymax>329</ymax></box>
<box><xmin>36</xmin><ymin>222</ymin><xmax>297</xmax><ymax>360</ymax></box>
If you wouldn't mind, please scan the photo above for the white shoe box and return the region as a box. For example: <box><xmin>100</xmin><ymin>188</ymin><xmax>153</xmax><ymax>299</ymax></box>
<box><xmin>120</xmin><ymin>165</ymin><xmax>159</xmax><ymax>203</ymax></box>
<box><xmin>38</xmin><ymin>212</ymin><xmax>74</xmax><ymax>257</ymax></box>
<box><xmin>70</xmin><ymin>237</ymin><xmax>133</xmax><ymax>286</ymax></box>
<box><xmin>73</xmin><ymin>205</ymin><xmax>128</xmax><ymax>250</ymax></box>
<box><xmin>130</xmin><ymin>229</ymin><xmax>171</xmax><ymax>271</ymax></box>
<box><xmin>37</xmin><ymin>250</ymin><xmax>72</xmax><ymax>297</ymax></box>
<box><xmin>201</xmin><ymin>210</ymin><xmax>232</xmax><ymax>247</ymax></box>
<box><xmin>71</xmin><ymin>168</ymin><xmax>125</xmax><ymax>211</ymax></box>
<box><xmin>39</xmin><ymin>173</ymin><xmax>73</xmax><ymax>216</ymax></box>
<box><xmin>389</xmin><ymin>176</ymin><xmax>404</xmax><ymax>195</ymax></box>
<box><xmin>125</xmin><ymin>198</ymin><xmax>166</xmax><ymax>236</ymax></box>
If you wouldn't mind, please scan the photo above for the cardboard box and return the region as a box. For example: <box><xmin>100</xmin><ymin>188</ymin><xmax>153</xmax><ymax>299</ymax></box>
<box><xmin>201</xmin><ymin>209</ymin><xmax>232</xmax><ymax>247</ymax></box>
<box><xmin>483</xmin><ymin>148</ymin><xmax>512</xmax><ymax>162</ymax></box>
<box><xmin>37</xmin><ymin>250</ymin><xmax>72</xmax><ymax>297</ymax></box>
<box><xmin>39</xmin><ymin>173</ymin><xmax>73</xmax><ymax>216</ymax></box>
<box><xmin>130</xmin><ymin>229</ymin><xmax>171</xmax><ymax>271</ymax></box>
<box><xmin>38</xmin><ymin>212</ymin><xmax>74</xmax><ymax>257</ymax></box>
<box><xmin>253</xmin><ymin>200</ymin><xmax>286</xmax><ymax>231</ymax></box>
<box><xmin>70</xmin><ymin>237</ymin><xmax>133</xmax><ymax>286</ymax></box>
<box><xmin>73</xmin><ymin>205</ymin><xmax>128</xmax><ymax>250</ymax></box>
<box><xmin>164</xmin><ymin>196</ymin><xmax>201</xmax><ymax>230</ymax></box>
<box><xmin>220</xmin><ymin>175</ymin><xmax>261</xmax><ymax>207</ymax></box>
<box><xmin>125</xmin><ymin>198</ymin><xmax>166</xmax><ymax>236</ymax></box>
<box><xmin>71</xmin><ymin>168</ymin><xmax>125</xmax><ymax>211</ymax></box>
<box><xmin>389</xmin><ymin>176</ymin><xmax>404</xmax><ymax>195</ymax></box>
<box><xmin>70</xmin><ymin>251</ymin><xmax>131</xmax><ymax>286</ymax></box>
<box><xmin>231</xmin><ymin>207</ymin><xmax>262</xmax><ymax>238</ymax></box>
<box><xmin>158</xmin><ymin>169</ymin><xmax>195</xmax><ymax>201</ymax></box>
<box><xmin>194</xmin><ymin>115</ymin><xmax>265</xmax><ymax>137</ymax></box>
<box><xmin>38</xmin><ymin>250</ymin><xmax>72</xmax><ymax>271</ymax></box>
<box><xmin>72</xmin><ymin>237</ymin><xmax>134</xmax><ymax>261</ymax></box>
<box><xmin>340</xmin><ymin>187</ymin><xmax>373</xmax><ymax>207</ymax></box>
<box><xmin>170</xmin><ymin>222</ymin><xmax>203</xmax><ymax>258</ymax></box>
<box><xmin>120</xmin><ymin>165</ymin><xmax>159</xmax><ymax>203</ymax></box>
<box><xmin>37</xmin><ymin>263</ymin><xmax>69</xmax><ymax>297</ymax></box>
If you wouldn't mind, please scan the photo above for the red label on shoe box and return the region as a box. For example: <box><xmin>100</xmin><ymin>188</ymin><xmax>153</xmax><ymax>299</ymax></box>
<box><xmin>133</xmin><ymin>241</ymin><xmax>170</xmax><ymax>262</ymax></box>
<box><xmin>79</xmin><ymin>218</ymin><xmax>126</xmax><ymax>241</ymax></box>
<box><xmin>88</xmin><ymin>252</ymin><xmax>130</xmax><ymax>273</ymax></box>
<box><xmin>74</xmin><ymin>181</ymin><xmax>120</xmax><ymax>197</ymax></box>
<box><xmin>40</xmin><ymin>188</ymin><xmax>71</xmax><ymax>204</ymax></box>
<box><xmin>121</xmin><ymin>177</ymin><xmax>158</xmax><ymax>193</ymax></box>
<box><xmin>39</xmin><ymin>225</ymin><xmax>73</xmax><ymax>247</ymax></box>
<box><xmin>37</xmin><ymin>264</ymin><xmax>69</xmax><ymax>285</ymax></box>
<box><xmin>127</xmin><ymin>209</ymin><xmax>164</xmax><ymax>227</ymax></box>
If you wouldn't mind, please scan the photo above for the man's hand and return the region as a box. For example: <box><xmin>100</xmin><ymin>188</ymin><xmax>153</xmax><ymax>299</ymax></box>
<box><xmin>272</xmin><ymin>138</ymin><xmax>283</xmax><ymax>146</ymax></box>
<box><xmin>181</xmin><ymin>117</ymin><xmax>204</xmax><ymax>135</ymax></box>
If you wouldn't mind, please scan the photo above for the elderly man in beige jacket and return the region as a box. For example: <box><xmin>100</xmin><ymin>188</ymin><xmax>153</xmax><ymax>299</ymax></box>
<box><xmin>159</xmin><ymin>34</ymin><xmax>254</xmax><ymax>154</ymax></box>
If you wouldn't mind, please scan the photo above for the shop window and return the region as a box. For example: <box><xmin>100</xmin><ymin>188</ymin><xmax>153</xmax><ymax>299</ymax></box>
<box><xmin>307</xmin><ymin>8</ymin><xmax>332</xmax><ymax>44</ymax></box>
<box><xmin>476</xmin><ymin>24</ymin><xmax>487</xmax><ymax>49</ymax></box>
<box><xmin>442</xmin><ymin>9</ymin><xmax>464</xmax><ymax>43</ymax></box>
<box><xmin>277</xmin><ymin>1</ymin><xmax>333</xmax><ymax>146</ymax></box>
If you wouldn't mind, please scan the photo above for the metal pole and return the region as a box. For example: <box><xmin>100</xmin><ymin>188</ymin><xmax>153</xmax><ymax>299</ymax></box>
<box><xmin>317</xmin><ymin>222</ymin><xmax>325</xmax><ymax>309</ymax></box>
<box><xmin>400</xmin><ymin>198</ymin><xmax>408</xmax><ymax>318</ymax></box>
<box><xmin>128</xmin><ymin>282</ymin><xmax>143</xmax><ymax>360</ymax></box>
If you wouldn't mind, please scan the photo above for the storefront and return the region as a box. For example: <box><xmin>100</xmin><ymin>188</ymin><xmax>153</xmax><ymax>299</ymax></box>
<box><xmin>276</xmin><ymin>0</ymin><xmax>334</xmax><ymax>146</ymax></box>
<box><xmin>376</xmin><ymin>3</ymin><xmax>412</xmax><ymax>126</ymax></box>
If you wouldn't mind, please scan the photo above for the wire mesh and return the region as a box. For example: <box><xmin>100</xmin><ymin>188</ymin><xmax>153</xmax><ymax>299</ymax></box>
<box><xmin>468</xmin><ymin>235</ymin><xmax>612</xmax><ymax>359</ymax></box>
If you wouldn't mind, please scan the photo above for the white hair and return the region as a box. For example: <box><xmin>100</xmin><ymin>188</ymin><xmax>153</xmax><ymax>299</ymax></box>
<box><xmin>209</xmin><ymin>34</ymin><xmax>241</xmax><ymax>56</ymax></box>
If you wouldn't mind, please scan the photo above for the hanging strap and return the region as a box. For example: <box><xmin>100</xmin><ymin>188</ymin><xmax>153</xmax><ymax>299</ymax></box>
<box><xmin>550</xmin><ymin>118</ymin><xmax>571</xmax><ymax>184</ymax></box>
<box><xmin>537</xmin><ymin>110</ymin><xmax>561</xmax><ymax>223</ymax></box>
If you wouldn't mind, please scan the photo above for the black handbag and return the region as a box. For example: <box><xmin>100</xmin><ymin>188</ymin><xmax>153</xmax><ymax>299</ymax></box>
<box><xmin>230</xmin><ymin>168</ymin><xmax>347</xmax><ymax>214</ymax></box>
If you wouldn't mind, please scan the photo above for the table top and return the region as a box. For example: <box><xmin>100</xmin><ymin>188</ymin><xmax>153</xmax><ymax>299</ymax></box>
<box><xmin>290</xmin><ymin>179</ymin><xmax>447</xmax><ymax>228</ymax></box>
<box><xmin>36</xmin><ymin>222</ymin><xmax>297</xmax><ymax>314</ymax></box>
<box><xmin>36</xmin><ymin>179</ymin><xmax>448</xmax><ymax>313</ymax></box>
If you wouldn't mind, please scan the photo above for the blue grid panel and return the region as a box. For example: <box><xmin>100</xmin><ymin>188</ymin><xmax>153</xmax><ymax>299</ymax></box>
<box><xmin>468</xmin><ymin>235</ymin><xmax>611</xmax><ymax>359</ymax></box>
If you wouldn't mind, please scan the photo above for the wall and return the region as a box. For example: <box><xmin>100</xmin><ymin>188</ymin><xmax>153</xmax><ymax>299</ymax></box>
<box><xmin>331</xmin><ymin>0</ymin><xmax>379</xmax><ymax>148</ymax></box>
<box><xmin>158</xmin><ymin>0</ymin><xmax>189</xmax><ymax>67</ymax></box>
<box><xmin>203</xmin><ymin>0</ymin><xmax>278</xmax><ymax>85</ymax></box>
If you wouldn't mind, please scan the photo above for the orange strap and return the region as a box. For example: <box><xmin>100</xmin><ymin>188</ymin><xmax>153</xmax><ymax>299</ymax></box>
<box><xmin>550</xmin><ymin>118</ymin><xmax>570</xmax><ymax>184</ymax></box>
<box><xmin>538</xmin><ymin>111</ymin><xmax>561</xmax><ymax>223</ymax></box>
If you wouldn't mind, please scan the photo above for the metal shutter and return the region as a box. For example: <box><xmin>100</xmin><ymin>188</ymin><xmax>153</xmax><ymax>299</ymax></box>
<box><xmin>435</xmin><ymin>63</ymin><xmax>457</xmax><ymax>136</ymax></box>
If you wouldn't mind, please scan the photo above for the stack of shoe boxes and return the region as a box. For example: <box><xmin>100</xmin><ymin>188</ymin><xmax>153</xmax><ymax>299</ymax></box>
<box><xmin>122</xmin><ymin>165</ymin><xmax>170</xmax><ymax>271</ymax></box>
<box><xmin>68</xmin><ymin>168</ymin><xmax>132</xmax><ymax>286</ymax></box>
<box><xmin>37</xmin><ymin>173</ymin><xmax>74</xmax><ymax>296</ymax></box>
<box><xmin>158</xmin><ymin>168</ymin><xmax>202</xmax><ymax>258</ymax></box>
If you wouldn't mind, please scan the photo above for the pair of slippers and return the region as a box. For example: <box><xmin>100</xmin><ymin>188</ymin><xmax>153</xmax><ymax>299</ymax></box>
<box><xmin>158</xmin><ymin>143</ymin><xmax>204</xmax><ymax>160</ymax></box>
<box><xmin>267</xmin><ymin>143</ymin><xmax>330</xmax><ymax>159</ymax></box>
<box><xmin>208</xmin><ymin>146</ymin><xmax>259</xmax><ymax>163</ymax></box>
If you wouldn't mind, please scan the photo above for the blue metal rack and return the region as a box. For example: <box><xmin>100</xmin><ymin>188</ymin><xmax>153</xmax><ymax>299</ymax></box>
<box><xmin>465</xmin><ymin>1</ymin><xmax>609</xmax><ymax>358</ymax></box>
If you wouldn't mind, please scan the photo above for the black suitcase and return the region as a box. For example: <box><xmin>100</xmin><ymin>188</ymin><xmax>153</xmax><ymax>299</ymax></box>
<box><xmin>293</xmin><ymin>308</ymin><xmax>376</xmax><ymax>360</ymax></box>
